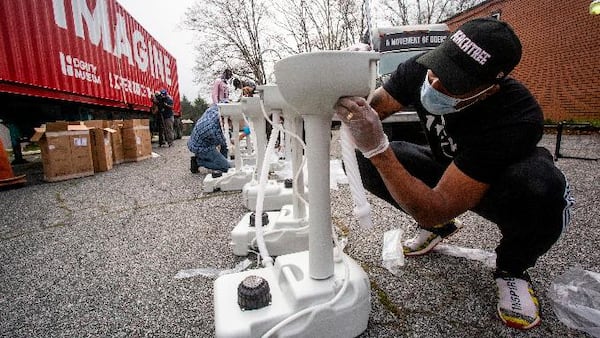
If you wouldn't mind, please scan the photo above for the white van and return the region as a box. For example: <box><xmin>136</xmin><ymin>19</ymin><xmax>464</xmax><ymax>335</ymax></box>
<box><xmin>372</xmin><ymin>24</ymin><xmax>450</xmax><ymax>142</ymax></box>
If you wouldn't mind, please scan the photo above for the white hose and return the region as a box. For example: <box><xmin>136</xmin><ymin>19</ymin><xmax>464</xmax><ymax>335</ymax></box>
<box><xmin>252</xmin><ymin>104</ymin><xmax>282</xmax><ymax>268</ymax></box>
<box><xmin>341</xmin><ymin>124</ymin><xmax>373</xmax><ymax>228</ymax></box>
<box><xmin>339</xmin><ymin>60</ymin><xmax>378</xmax><ymax>229</ymax></box>
<box><xmin>262</xmin><ymin>108</ymin><xmax>309</xmax><ymax>207</ymax></box>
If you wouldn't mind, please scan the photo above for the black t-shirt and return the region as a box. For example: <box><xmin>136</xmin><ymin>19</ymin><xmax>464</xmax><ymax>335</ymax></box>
<box><xmin>382</xmin><ymin>54</ymin><xmax>544</xmax><ymax>184</ymax></box>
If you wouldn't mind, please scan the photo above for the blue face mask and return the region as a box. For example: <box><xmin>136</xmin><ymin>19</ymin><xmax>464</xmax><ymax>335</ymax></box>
<box><xmin>420</xmin><ymin>74</ymin><xmax>493</xmax><ymax>115</ymax></box>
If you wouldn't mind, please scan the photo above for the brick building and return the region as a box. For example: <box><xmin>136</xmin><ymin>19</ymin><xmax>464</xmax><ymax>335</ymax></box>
<box><xmin>444</xmin><ymin>0</ymin><xmax>599</xmax><ymax>122</ymax></box>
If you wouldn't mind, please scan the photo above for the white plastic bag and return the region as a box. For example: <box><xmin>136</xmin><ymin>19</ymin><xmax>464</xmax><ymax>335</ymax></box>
<box><xmin>432</xmin><ymin>243</ymin><xmax>496</xmax><ymax>268</ymax></box>
<box><xmin>382</xmin><ymin>229</ymin><xmax>405</xmax><ymax>275</ymax></box>
<box><xmin>547</xmin><ymin>267</ymin><xmax>600</xmax><ymax>338</ymax></box>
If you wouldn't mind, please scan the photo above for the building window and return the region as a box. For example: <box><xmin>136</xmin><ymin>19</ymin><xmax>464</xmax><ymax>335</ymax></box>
<box><xmin>491</xmin><ymin>10</ymin><xmax>502</xmax><ymax>19</ymax></box>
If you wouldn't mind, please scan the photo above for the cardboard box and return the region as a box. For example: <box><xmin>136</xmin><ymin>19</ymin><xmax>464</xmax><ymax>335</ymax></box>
<box><xmin>106</xmin><ymin>120</ymin><xmax>124</xmax><ymax>165</ymax></box>
<box><xmin>83</xmin><ymin>120</ymin><xmax>116</xmax><ymax>172</ymax></box>
<box><xmin>30</xmin><ymin>122</ymin><xmax>94</xmax><ymax>182</ymax></box>
<box><xmin>121</xmin><ymin>119</ymin><xmax>151</xmax><ymax>162</ymax></box>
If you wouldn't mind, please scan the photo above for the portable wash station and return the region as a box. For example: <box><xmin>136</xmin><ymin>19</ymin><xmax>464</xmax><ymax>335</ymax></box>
<box><xmin>202</xmin><ymin>102</ymin><xmax>254</xmax><ymax>192</ymax></box>
<box><xmin>214</xmin><ymin>51</ymin><xmax>380</xmax><ymax>337</ymax></box>
<box><xmin>240</xmin><ymin>88</ymin><xmax>297</xmax><ymax>212</ymax></box>
<box><xmin>232</xmin><ymin>86</ymin><xmax>309</xmax><ymax>257</ymax></box>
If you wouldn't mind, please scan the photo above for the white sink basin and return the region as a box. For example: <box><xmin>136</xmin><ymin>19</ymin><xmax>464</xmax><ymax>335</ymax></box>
<box><xmin>240</xmin><ymin>96</ymin><xmax>262</xmax><ymax>119</ymax></box>
<box><xmin>217</xmin><ymin>102</ymin><xmax>243</xmax><ymax>117</ymax></box>
<box><xmin>274</xmin><ymin>51</ymin><xmax>379</xmax><ymax>115</ymax></box>
<box><xmin>257</xmin><ymin>84</ymin><xmax>297</xmax><ymax>115</ymax></box>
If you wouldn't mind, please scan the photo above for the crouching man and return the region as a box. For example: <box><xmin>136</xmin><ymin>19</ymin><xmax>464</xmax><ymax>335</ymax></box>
<box><xmin>336</xmin><ymin>18</ymin><xmax>574</xmax><ymax>330</ymax></box>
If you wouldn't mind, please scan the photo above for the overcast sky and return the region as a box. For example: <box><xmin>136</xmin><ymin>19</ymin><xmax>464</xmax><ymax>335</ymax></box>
<box><xmin>116</xmin><ymin>0</ymin><xmax>388</xmax><ymax>103</ymax></box>
<box><xmin>117</xmin><ymin>0</ymin><xmax>201</xmax><ymax>101</ymax></box>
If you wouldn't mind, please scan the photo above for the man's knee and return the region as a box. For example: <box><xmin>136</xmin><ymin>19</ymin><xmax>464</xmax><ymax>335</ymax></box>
<box><xmin>480</xmin><ymin>148</ymin><xmax>570</xmax><ymax>238</ymax></box>
<box><xmin>501</xmin><ymin>148</ymin><xmax>566</xmax><ymax>203</ymax></box>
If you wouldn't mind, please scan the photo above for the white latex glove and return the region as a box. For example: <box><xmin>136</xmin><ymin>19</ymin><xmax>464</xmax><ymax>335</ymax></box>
<box><xmin>335</xmin><ymin>97</ymin><xmax>389</xmax><ymax>158</ymax></box>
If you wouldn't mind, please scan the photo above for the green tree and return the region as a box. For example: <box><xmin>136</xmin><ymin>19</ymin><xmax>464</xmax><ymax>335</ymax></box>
<box><xmin>193</xmin><ymin>97</ymin><xmax>210</xmax><ymax>121</ymax></box>
<box><xmin>180</xmin><ymin>95</ymin><xmax>209</xmax><ymax>122</ymax></box>
<box><xmin>180</xmin><ymin>95</ymin><xmax>194</xmax><ymax>119</ymax></box>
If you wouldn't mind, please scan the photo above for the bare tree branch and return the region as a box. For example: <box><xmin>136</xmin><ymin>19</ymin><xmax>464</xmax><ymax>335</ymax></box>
<box><xmin>182</xmin><ymin>0</ymin><xmax>484</xmax><ymax>95</ymax></box>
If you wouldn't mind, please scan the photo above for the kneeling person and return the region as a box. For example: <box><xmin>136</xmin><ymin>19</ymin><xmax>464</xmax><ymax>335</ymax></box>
<box><xmin>188</xmin><ymin>105</ymin><xmax>231</xmax><ymax>173</ymax></box>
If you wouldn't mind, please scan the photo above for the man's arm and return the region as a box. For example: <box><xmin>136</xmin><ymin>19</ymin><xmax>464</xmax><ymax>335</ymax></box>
<box><xmin>164</xmin><ymin>97</ymin><xmax>174</xmax><ymax>109</ymax></box>
<box><xmin>335</xmin><ymin>95</ymin><xmax>487</xmax><ymax>227</ymax></box>
<box><xmin>369</xmin><ymin>148</ymin><xmax>489</xmax><ymax>227</ymax></box>
<box><xmin>367</xmin><ymin>88</ymin><xmax>488</xmax><ymax>225</ymax></box>
<box><xmin>211</xmin><ymin>79</ymin><xmax>221</xmax><ymax>104</ymax></box>
<box><xmin>369</xmin><ymin>87</ymin><xmax>405</xmax><ymax>121</ymax></box>
<box><xmin>213</xmin><ymin>116</ymin><xmax>228</xmax><ymax>149</ymax></box>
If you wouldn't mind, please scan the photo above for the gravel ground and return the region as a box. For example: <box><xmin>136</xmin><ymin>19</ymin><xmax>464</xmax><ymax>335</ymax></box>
<box><xmin>1</xmin><ymin>131</ymin><xmax>598</xmax><ymax>337</ymax></box>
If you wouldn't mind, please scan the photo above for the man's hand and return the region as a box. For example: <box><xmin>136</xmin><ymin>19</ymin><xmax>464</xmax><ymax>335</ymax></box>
<box><xmin>335</xmin><ymin>97</ymin><xmax>389</xmax><ymax>158</ymax></box>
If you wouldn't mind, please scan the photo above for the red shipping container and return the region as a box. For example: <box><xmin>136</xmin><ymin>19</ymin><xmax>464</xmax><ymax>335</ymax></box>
<box><xmin>0</xmin><ymin>0</ymin><xmax>180</xmax><ymax>113</ymax></box>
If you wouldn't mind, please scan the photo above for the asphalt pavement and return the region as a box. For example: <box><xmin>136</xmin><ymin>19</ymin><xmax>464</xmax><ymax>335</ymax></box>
<box><xmin>1</xmin><ymin>130</ymin><xmax>598</xmax><ymax>337</ymax></box>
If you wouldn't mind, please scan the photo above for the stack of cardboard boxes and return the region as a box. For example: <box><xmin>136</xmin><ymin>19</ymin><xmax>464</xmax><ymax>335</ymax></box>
<box><xmin>31</xmin><ymin>119</ymin><xmax>151</xmax><ymax>182</ymax></box>
<box><xmin>121</xmin><ymin>119</ymin><xmax>152</xmax><ymax>162</ymax></box>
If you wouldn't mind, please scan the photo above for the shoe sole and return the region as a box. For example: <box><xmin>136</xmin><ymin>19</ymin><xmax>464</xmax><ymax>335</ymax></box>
<box><xmin>404</xmin><ymin>221</ymin><xmax>463</xmax><ymax>256</ymax></box>
<box><xmin>496</xmin><ymin>276</ymin><xmax>541</xmax><ymax>330</ymax></box>
<box><xmin>497</xmin><ymin>307</ymin><xmax>541</xmax><ymax>330</ymax></box>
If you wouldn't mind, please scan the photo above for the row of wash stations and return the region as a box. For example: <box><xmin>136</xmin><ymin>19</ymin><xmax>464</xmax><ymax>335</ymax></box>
<box><xmin>211</xmin><ymin>51</ymin><xmax>380</xmax><ymax>338</ymax></box>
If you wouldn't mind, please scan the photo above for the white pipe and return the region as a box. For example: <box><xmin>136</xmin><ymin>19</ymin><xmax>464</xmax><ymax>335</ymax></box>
<box><xmin>274</xmin><ymin>113</ymin><xmax>285</xmax><ymax>159</ymax></box>
<box><xmin>243</xmin><ymin>115</ymin><xmax>254</xmax><ymax>155</ymax></box>
<box><xmin>232</xmin><ymin>116</ymin><xmax>242</xmax><ymax>169</ymax></box>
<box><xmin>250</xmin><ymin>114</ymin><xmax>266</xmax><ymax>181</ymax></box>
<box><xmin>283</xmin><ymin>116</ymin><xmax>292</xmax><ymax>160</ymax></box>
<box><xmin>304</xmin><ymin>114</ymin><xmax>334</xmax><ymax>280</ymax></box>
<box><xmin>366</xmin><ymin>61</ymin><xmax>377</xmax><ymax>105</ymax></box>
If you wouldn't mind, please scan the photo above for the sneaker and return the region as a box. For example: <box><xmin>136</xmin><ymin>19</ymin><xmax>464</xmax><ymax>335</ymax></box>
<box><xmin>403</xmin><ymin>219</ymin><xmax>463</xmax><ymax>256</ymax></box>
<box><xmin>190</xmin><ymin>156</ymin><xmax>199</xmax><ymax>173</ymax></box>
<box><xmin>495</xmin><ymin>271</ymin><xmax>541</xmax><ymax>330</ymax></box>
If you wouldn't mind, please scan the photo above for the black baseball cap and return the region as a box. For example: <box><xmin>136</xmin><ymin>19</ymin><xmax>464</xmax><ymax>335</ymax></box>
<box><xmin>416</xmin><ymin>18</ymin><xmax>522</xmax><ymax>95</ymax></box>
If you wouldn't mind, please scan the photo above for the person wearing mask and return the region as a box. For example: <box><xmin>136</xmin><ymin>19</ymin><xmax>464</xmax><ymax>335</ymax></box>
<box><xmin>335</xmin><ymin>18</ymin><xmax>574</xmax><ymax>330</ymax></box>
